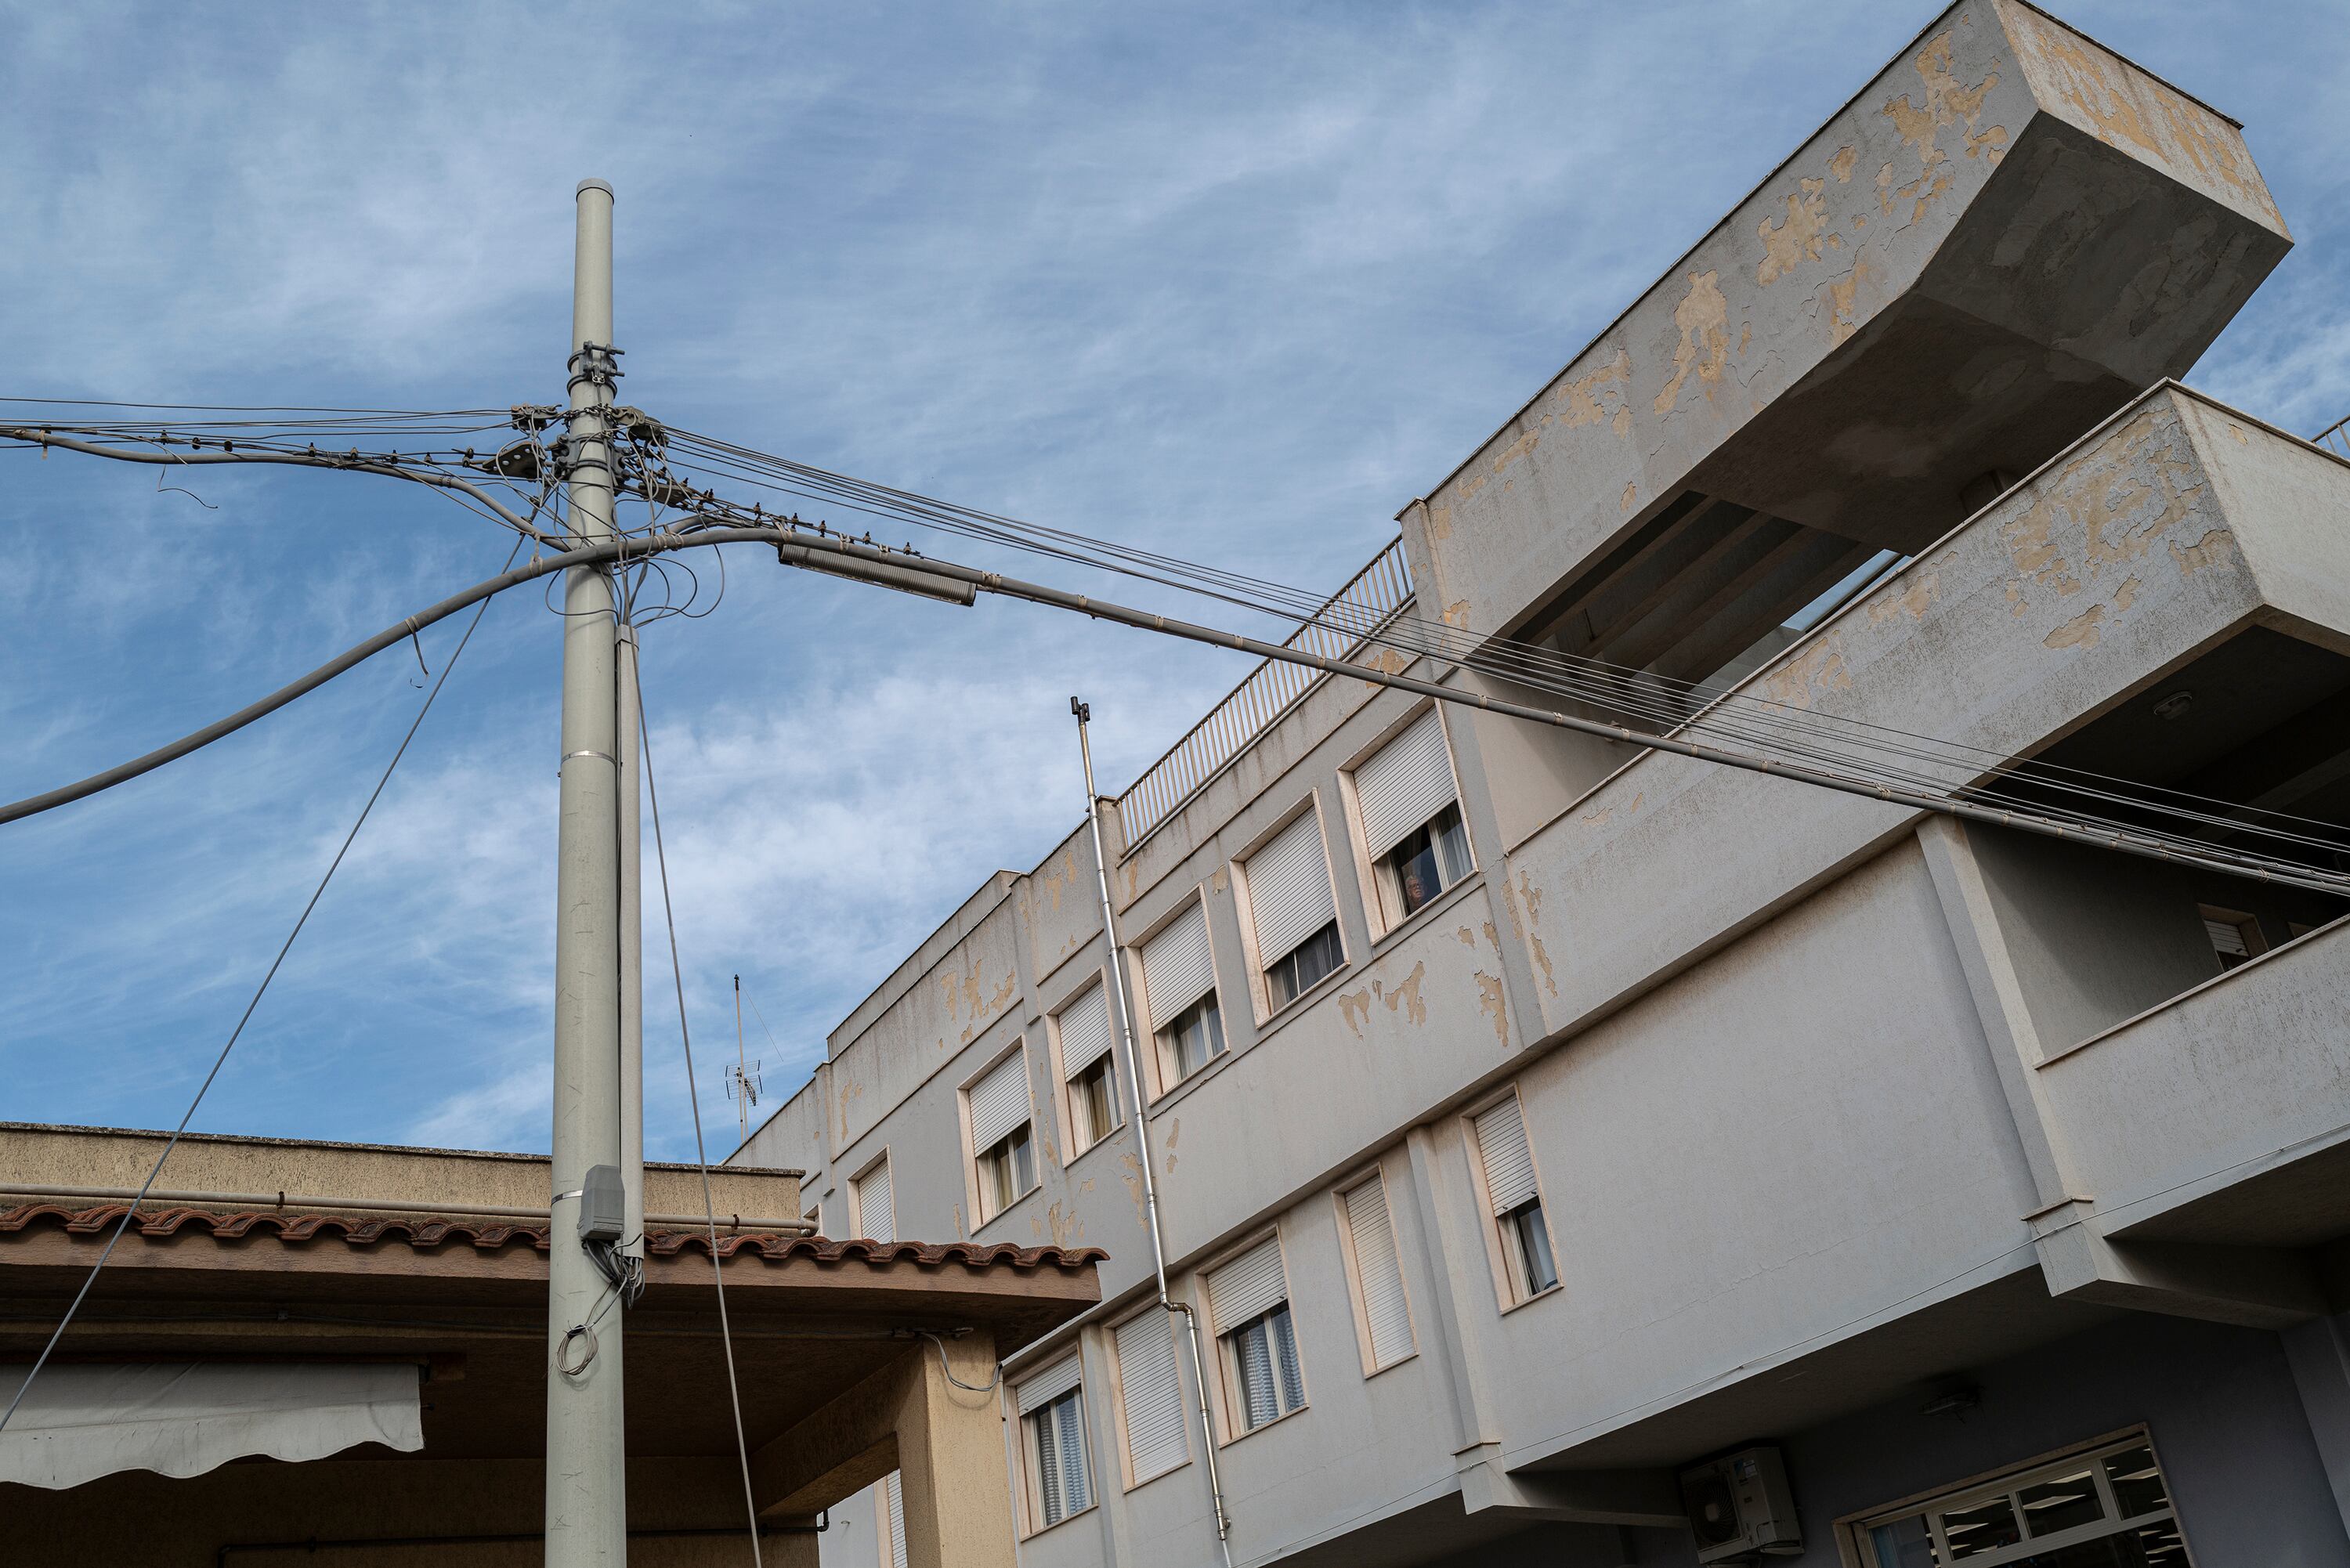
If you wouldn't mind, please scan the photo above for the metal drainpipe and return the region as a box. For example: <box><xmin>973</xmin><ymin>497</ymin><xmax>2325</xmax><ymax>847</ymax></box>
<box><xmin>1073</xmin><ymin>699</ymin><xmax>1237</xmax><ymax>1566</ymax></box>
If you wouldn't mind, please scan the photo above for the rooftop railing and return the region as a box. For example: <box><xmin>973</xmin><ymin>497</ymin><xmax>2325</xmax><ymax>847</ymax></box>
<box><xmin>2318</xmin><ymin>413</ymin><xmax>2350</xmax><ymax>462</ymax></box>
<box><xmin>1114</xmin><ymin>537</ymin><xmax>1414</xmax><ymax>851</ymax></box>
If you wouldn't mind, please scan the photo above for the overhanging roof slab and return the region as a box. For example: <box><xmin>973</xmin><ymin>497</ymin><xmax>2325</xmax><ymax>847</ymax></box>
<box><xmin>1412</xmin><ymin>0</ymin><xmax>2290</xmax><ymax>645</ymax></box>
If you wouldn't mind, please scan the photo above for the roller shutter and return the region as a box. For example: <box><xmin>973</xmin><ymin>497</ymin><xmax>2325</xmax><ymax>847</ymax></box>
<box><xmin>1355</xmin><ymin>710</ymin><xmax>1456</xmax><ymax>858</ymax></box>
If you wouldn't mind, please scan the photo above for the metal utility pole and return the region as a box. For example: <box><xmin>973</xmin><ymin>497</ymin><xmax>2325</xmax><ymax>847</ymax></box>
<box><xmin>618</xmin><ymin>621</ymin><xmax>645</xmax><ymax>1264</ymax></box>
<box><xmin>546</xmin><ymin>175</ymin><xmax>629</xmax><ymax>1567</ymax></box>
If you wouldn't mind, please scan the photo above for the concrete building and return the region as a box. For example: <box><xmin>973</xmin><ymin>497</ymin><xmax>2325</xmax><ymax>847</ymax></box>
<box><xmin>739</xmin><ymin>5</ymin><xmax>2350</xmax><ymax>1564</ymax></box>
<box><xmin>0</xmin><ymin>1122</ymin><xmax>1101</xmax><ymax>1566</ymax></box>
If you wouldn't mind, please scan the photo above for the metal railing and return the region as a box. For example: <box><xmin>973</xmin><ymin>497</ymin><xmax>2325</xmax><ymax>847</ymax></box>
<box><xmin>2317</xmin><ymin>413</ymin><xmax>2350</xmax><ymax>462</ymax></box>
<box><xmin>1114</xmin><ymin>537</ymin><xmax>1414</xmax><ymax>849</ymax></box>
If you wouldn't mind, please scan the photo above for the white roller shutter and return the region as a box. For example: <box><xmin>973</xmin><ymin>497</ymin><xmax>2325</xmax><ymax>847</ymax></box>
<box><xmin>884</xmin><ymin>1470</ymin><xmax>908</xmax><ymax>1568</ymax></box>
<box><xmin>1473</xmin><ymin>1097</ymin><xmax>1538</xmax><ymax>1216</ymax></box>
<box><xmin>967</xmin><ymin>1051</ymin><xmax>1031</xmax><ymax>1153</ymax></box>
<box><xmin>1141</xmin><ymin>901</ymin><xmax>1215</xmax><ymax>1024</ymax></box>
<box><xmin>1247</xmin><ymin>810</ymin><xmax>1338</xmax><ymax>965</ymax></box>
<box><xmin>1114</xmin><ymin>1310</ymin><xmax>1186</xmax><ymax>1480</ymax></box>
<box><xmin>1206</xmin><ymin>1236</ymin><xmax>1288</xmax><ymax>1328</ymax></box>
<box><xmin>1017</xmin><ymin>1354</ymin><xmax>1084</xmax><ymax>1414</ymax></box>
<box><xmin>1058</xmin><ymin>984</ymin><xmax>1115</xmax><ymax>1075</ymax></box>
<box><xmin>1343</xmin><ymin>1176</ymin><xmax>1414</xmax><ymax>1368</ymax></box>
<box><xmin>1355</xmin><ymin>710</ymin><xmax>1457</xmax><ymax>858</ymax></box>
<box><xmin>853</xmin><ymin>1159</ymin><xmax>894</xmax><ymax>1245</ymax></box>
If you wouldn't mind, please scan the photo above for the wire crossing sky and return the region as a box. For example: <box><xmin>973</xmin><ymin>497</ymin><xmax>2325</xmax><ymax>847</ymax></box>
<box><xmin>2</xmin><ymin>2</ymin><xmax>2345</xmax><ymax>1161</ymax></box>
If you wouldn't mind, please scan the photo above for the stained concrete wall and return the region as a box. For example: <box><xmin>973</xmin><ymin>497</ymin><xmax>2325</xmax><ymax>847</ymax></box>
<box><xmin>737</xmin><ymin>5</ymin><xmax>2350</xmax><ymax>1563</ymax></box>
<box><xmin>743</xmin><ymin>399</ymin><xmax>2350</xmax><ymax>1562</ymax></box>
<box><xmin>1777</xmin><ymin>1313</ymin><xmax>2349</xmax><ymax>1568</ymax></box>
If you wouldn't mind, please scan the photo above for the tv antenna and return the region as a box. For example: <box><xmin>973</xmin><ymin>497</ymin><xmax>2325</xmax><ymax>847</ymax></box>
<box><xmin>728</xmin><ymin>974</ymin><xmax>762</xmax><ymax>1143</ymax></box>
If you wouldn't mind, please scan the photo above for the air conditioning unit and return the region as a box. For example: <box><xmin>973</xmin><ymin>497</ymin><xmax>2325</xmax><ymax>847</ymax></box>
<box><xmin>1680</xmin><ymin>1446</ymin><xmax>1801</xmax><ymax>1562</ymax></box>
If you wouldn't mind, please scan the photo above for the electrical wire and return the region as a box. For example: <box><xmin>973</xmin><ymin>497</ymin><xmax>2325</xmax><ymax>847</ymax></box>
<box><xmin>0</xmin><ymin>533</ymin><xmax>520</xmax><ymax>1438</ymax></box>
<box><xmin>634</xmin><ymin>641</ymin><xmax>766</xmax><ymax>1568</ymax></box>
<box><xmin>644</xmin><ymin>432</ymin><xmax>2350</xmax><ymax>873</ymax></box>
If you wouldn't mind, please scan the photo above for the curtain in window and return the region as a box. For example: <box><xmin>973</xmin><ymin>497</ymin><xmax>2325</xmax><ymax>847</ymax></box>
<box><xmin>1032</xmin><ymin>1391</ymin><xmax>1090</xmax><ymax>1525</ymax></box>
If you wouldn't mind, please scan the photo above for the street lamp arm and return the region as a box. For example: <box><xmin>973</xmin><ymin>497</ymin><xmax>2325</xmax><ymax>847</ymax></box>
<box><xmin>0</xmin><ymin>426</ymin><xmax>564</xmax><ymax>547</ymax></box>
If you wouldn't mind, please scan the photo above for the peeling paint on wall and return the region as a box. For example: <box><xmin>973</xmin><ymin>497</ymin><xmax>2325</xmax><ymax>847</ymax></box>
<box><xmin>1117</xmin><ymin>1151</ymin><xmax>1147</xmax><ymax>1227</ymax></box>
<box><xmin>1997</xmin><ymin>0</ymin><xmax>2282</xmax><ymax>229</ymax></box>
<box><xmin>1373</xmin><ymin>963</ymin><xmax>1428</xmax><ymax>1026</ymax></box>
<box><xmin>1867</xmin><ymin>564</ymin><xmax>1942</xmax><ymax>625</ymax></box>
<box><xmin>1475</xmin><ymin>972</ymin><xmax>1508</xmax><ymax>1050</ymax></box>
<box><xmin>1513</xmin><ymin>870</ymin><xmax>1558</xmax><ymax>999</ymax></box>
<box><xmin>2169</xmin><ymin>527</ymin><xmax>2237</xmax><ymax>576</ymax></box>
<box><xmin>1824</xmin><ymin>259</ymin><xmax>1872</xmax><ymax>346</ymax></box>
<box><xmin>2044</xmin><ymin>601</ymin><xmax>2106</xmax><ymax>651</ymax></box>
<box><xmin>1757</xmin><ymin>179</ymin><xmax>1829</xmax><ymax>287</ymax></box>
<box><xmin>1881</xmin><ymin>29</ymin><xmax>2005</xmax><ymax>226</ymax></box>
<box><xmin>1654</xmin><ymin>271</ymin><xmax>1732</xmax><ymax>417</ymax></box>
<box><xmin>1759</xmin><ymin>638</ymin><xmax>1854</xmax><ymax>710</ymax></box>
<box><xmin>1337</xmin><ymin>988</ymin><xmax>1372</xmax><ymax>1039</ymax></box>
<box><xmin>1552</xmin><ymin>346</ymin><xmax>1636</xmax><ymax>439</ymax></box>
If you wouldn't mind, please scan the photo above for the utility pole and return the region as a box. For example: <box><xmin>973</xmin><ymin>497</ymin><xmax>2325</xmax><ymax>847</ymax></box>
<box><xmin>546</xmin><ymin>176</ymin><xmax>629</xmax><ymax>1566</ymax></box>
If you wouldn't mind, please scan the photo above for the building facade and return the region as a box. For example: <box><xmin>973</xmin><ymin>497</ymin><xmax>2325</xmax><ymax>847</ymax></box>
<box><xmin>739</xmin><ymin>5</ymin><xmax>2350</xmax><ymax>1563</ymax></box>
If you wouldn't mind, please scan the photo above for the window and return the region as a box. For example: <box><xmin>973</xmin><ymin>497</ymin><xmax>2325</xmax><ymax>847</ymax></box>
<box><xmin>879</xmin><ymin>1469</ymin><xmax>907</xmax><ymax>1568</ymax></box>
<box><xmin>1207</xmin><ymin>1236</ymin><xmax>1304</xmax><ymax>1433</ymax></box>
<box><xmin>1114</xmin><ymin>1307</ymin><xmax>1188</xmax><ymax>1484</ymax></box>
<box><xmin>1338</xmin><ymin>1172</ymin><xmax>1415</xmax><ymax>1371</ymax></box>
<box><xmin>1473</xmin><ymin>1095</ymin><xmax>1557</xmax><ymax>1301</ymax></box>
<box><xmin>851</xmin><ymin>1155</ymin><xmax>894</xmax><ymax>1245</ymax></box>
<box><xmin>967</xmin><ymin>1049</ymin><xmax>1036</xmax><ymax>1223</ymax></box>
<box><xmin>1017</xmin><ymin>1357</ymin><xmax>1092</xmax><ymax>1531</ymax></box>
<box><xmin>2200</xmin><ymin>905</ymin><xmax>2265</xmax><ymax>971</ymax></box>
<box><xmin>1142</xmin><ymin>901</ymin><xmax>1224</xmax><ymax>1089</ymax></box>
<box><xmin>1860</xmin><ymin>1435</ymin><xmax>2188</xmax><ymax>1566</ymax></box>
<box><xmin>1354</xmin><ymin>710</ymin><xmax>1472</xmax><ymax>927</ymax></box>
<box><xmin>1057</xmin><ymin>983</ymin><xmax>1122</xmax><ymax>1156</ymax></box>
<box><xmin>1246</xmin><ymin>807</ymin><xmax>1344</xmax><ymax>1010</ymax></box>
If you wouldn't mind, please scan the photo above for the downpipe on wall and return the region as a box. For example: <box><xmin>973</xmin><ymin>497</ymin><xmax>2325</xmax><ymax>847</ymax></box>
<box><xmin>1073</xmin><ymin>698</ymin><xmax>1238</xmax><ymax>1568</ymax></box>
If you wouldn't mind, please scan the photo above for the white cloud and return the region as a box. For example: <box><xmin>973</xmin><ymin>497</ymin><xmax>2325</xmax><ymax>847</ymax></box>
<box><xmin>4</xmin><ymin>0</ymin><xmax>2345</xmax><ymax>1159</ymax></box>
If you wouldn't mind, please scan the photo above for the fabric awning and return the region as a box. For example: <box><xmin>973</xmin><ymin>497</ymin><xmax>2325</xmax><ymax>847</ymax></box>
<box><xmin>0</xmin><ymin>1361</ymin><xmax>423</xmax><ymax>1490</ymax></box>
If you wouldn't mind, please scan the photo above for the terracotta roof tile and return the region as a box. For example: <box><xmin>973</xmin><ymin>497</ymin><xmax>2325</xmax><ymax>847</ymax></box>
<box><xmin>0</xmin><ymin>1203</ymin><xmax>1104</xmax><ymax>1274</ymax></box>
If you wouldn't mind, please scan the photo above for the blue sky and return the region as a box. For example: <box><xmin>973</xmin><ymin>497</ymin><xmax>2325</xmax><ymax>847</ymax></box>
<box><xmin>3</xmin><ymin>2</ymin><xmax>2345</xmax><ymax>1163</ymax></box>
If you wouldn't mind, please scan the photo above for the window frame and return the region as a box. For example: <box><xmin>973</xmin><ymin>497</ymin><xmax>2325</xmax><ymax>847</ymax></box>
<box><xmin>2199</xmin><ymin>902</ymin><xmax>2268</xmax><ymax>971</ymax></box>
<box><xmin>877</xmin><ymin>1469</ymin><xmax>906</xmax><ymax>1568</ymax></box>
<box><xmin>1015</xmin><ymin>1366</ymin><xmax>1095</xmax><ymax>1537</ymax></box>
<box><xmin>1048</xmin><ymin>973</ymin><xmax>1124</xmax><ymax>1162</ymax></box>
<box><xmin>962</xmin><ymin>1042</ymin><xmax>1038</xmax><ymax>1229</ymax></box>
<box><xmin>1202</xmin><ymin>1229</ymin><xmax>1308</xmax><ymax>1443</ymax></box>
<box><xmin>1464</xmin><ymin>1087</ymin><xmax>1560</xmax><ymax>1312</ymax></box>
<box><xmin>1233</xmin><ymin>795</ymin><xmax>1348</xmax><ymax>1024</ymax></box>
<box><xmin>1332</xmin><ymin>1162</ymin><xmax>1419</xmax><ymax>1378</ymax></box>
<box><xmin>1838</xmin><ymin>1427</ymin><xmax>2193</xmax><ymax>1568</ymax></box>
<box><xmin>1136</xmin><ymin>894</ymin><xmax>1225</xmax><ymax>1100</ymax></box>
<box><xmin>1339</xmin><ymin>703</ymin><xmax>1475</xmax><ymax>944</ymax></box>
